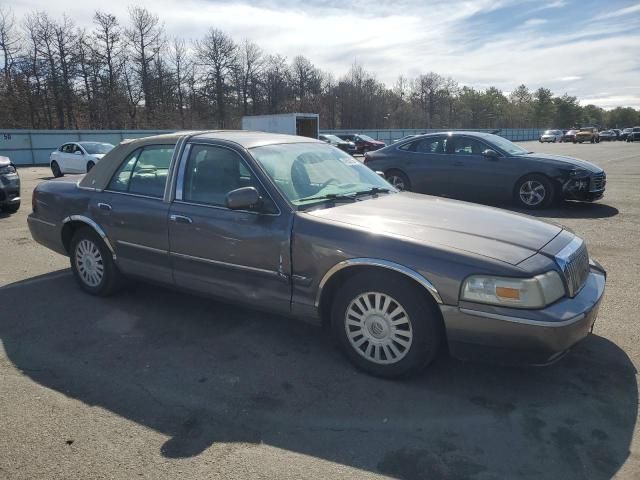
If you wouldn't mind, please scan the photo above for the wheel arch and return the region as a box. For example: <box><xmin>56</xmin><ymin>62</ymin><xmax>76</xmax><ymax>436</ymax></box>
<box><xmin>315</xmin><ymin>258</ymin><xmax>443</xmax><ymax>325</ymax></box>
<box><xmin>61</xmin><ymin>215</ymin><xmax>116</xmax><ymax>259</ymax></box>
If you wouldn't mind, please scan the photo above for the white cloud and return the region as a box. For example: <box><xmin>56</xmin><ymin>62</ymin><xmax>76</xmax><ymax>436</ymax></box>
<box><xmin>595</xmin><ymin>3</ymin><xmax>640</xmax><ymax>20</ymax></box>
<box><xmin>7</xmin><ymin>0</ymin><xmax>640</xmax><ymax>109</ymax></box>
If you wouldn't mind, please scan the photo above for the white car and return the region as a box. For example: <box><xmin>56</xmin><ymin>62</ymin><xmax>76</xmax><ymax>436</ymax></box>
<box><xmin>49</xmin><ymin>142</ymin><xmax>114</xmax><ymax>177</ymax></box>
<box><xmin>539</xmin><ymin>130</ymin><xmax>563</xmax><ymax>143</ymax></box>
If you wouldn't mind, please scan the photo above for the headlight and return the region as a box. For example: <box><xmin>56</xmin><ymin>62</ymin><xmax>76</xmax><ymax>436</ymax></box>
<box><xmin>569</xmin><ymin>169</ymin><xmax>589</xmax><ymax>178</ymax></box>
<box><xmin>461</xmin><ymin>271</ymin><xmax>565</xmax><ymax>308</ymax></box>
<box><xmin>0</xmin><ymin>164</ymin><xmax>16</xmax><ymax>175</ymax></box>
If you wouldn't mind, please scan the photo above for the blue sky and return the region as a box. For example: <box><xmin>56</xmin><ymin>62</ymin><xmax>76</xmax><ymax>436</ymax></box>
<box><xmin>12</xmin><ymin>0</ymin><xmax>640</xmax><ymax>108</ymax></box>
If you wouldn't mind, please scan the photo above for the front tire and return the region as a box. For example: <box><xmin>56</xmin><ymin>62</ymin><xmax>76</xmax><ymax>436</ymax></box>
<box><xmin>1</xmin><ymin>202</ymin><xmax>20</xmax><ymax>214</ymax></box>
<box><xmin>70</xmin><ymin>227</ymin><xmax>121</xmax><ymax>296</ymax></box>
<box><xmin>514</xmin><ymin>174</ymin><xmax>555</xmax><ymax>209</ymax></box>
<box><xmin>331</xmin><ymin>271</ymin><xmax>442</xmax><ymax>378</ymax></box>
<box><xmin>86</xmin><ymin>160</ymin><xmax>95</xmax><ymax>172</ymax></box>
<box><xmin>51</xmin><ymin>161</ymin><xmax>63</xmax><ymax>178</ymax></box>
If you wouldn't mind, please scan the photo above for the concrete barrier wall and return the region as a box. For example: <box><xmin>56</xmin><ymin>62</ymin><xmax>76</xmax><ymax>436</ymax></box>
<box><xmin>0</xmin><ymin>128</ymin><xmax>547</xmax><ymax>165</ymax></box>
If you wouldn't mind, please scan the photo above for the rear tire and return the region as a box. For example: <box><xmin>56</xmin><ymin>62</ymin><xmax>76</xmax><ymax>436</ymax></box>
<box><xmin>70</xmin><ymin>227</ymin><xmax>121</xmax><ymax>296</ymax></box>
<box><xmin>331</xmin><ymin>271</ymin><xmax>442</xmax><ymax>378</ymax></box>
<box><xmin>514</xmin><ymin>174</ymin><xmax>555</xmax><ymax>209</ymax></box>
<box><xmin>51</xmin><ymin>161</ymin><xmax>63</xmax><ymax>178</ymax></box>
<box><xmin>385</xmin><ymin>170</ymin><xmax>411</xmax><ymax>191</ymax></box>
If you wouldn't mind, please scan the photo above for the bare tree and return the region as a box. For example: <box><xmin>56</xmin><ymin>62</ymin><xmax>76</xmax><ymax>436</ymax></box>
<box><xmin>169</xmin><ymin>38</ymin><xmax>189</xmax><ymax>128</ymax></box>
<box><xmin>195</xmin><ymin>28</ymin><xmax>237</xmax><ymax>128</ymax></box>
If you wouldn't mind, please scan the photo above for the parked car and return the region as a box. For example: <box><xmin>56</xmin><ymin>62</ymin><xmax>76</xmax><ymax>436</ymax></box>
<box><xmin>561</xmin><ymin>129</ymin><xmax>578</xmax><ymax>142</ymax></box>
<box><xmin>627</xmin><ymin>127</ymin><xmax>640</xmax><ymax>142</ymax></box>
<box><xmin>620</xmin><ymin>128</ymin><xmax>633</xmax><ymax>141</ymax></box>
<box><xmin>27</xmin><ymin>131</ymin><xmax>606</xmax><ymax>377</ymax></box>
<box><xmin>49</xmin><ymin>142</ymin><xmax>115</xmax><ymax>177</ymax></box>
<box><xmin>393</xmin><ymin>134</ymin><xmax>422</xmax><ymax>143</ymax></box>
<box><xmin>319</xmin><ymin>134</ymin><xmax>357</xmax><ymax>154</ymax></box>
<box><xmin>0</xmin><ymin>156</ymin><xmax>20</xmax><ymax>213</ymax></box>
<box><xmin>363</xmin><ymin>132</ymin><xmax>606</xmax><ymax>209</ymax></box>
<box><xmin>336</xmin><ymin>134</ymin><xmax>386</xmax><ymax>154</ymax></box>
<box><xmin>575</xmin><ymin>127</ymin><xmax>600</xmax><ymax>144</ymax></box>
<box><xmin>611</xmin><ymin>129</ymin><xmax>622</xmax><ymax>140</ymax></box>
<box><xmin>539</xmin><ymin>129</ymin><xmax>563</xmax><ymax>143</ymax></box>
<box><xmin>599</xmin><ymin>130</ymin><xmax>617</xmax><ymax>141</ymax></box>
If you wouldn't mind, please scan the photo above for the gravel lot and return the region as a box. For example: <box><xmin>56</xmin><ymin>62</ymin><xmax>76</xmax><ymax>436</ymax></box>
<box><xmin>1</xmin><ymin>140</ymin><xmax>639</xmax><ymax>479</ymax></box>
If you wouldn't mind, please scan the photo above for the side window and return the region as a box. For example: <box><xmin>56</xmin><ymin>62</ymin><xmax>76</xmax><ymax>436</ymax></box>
<box><xmin>73</xmin><ymin>144</ymin><xmax>83</xmax><ymax>154</ymax></box>
<box><xmin>399</xmin><ymin>137</ymin><xmax>447</xmax><ymax>154</ymax></box>
<box><xmin>452</xmin><ymin>137</ymin><xmax>486</xmax><ymax>155</ymax></box>
<box><xmin>182</xmin><ymin>144</ymin><xmax>270</xmax><ymax>210</ymax></box>
<box><xmin>61</xmin><ymin>144</ymin><xmax>73</xmax><ymax>153</ymax></box>
<box><xmin>107</xmin><ymin>145</ymin><xmax>174</xmax><ymax>198</ymax></box>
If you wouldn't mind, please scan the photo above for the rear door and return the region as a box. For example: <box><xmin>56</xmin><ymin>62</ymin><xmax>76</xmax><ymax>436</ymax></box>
<box><xmin>96</xmin><ymin>144</ymin><xmax>175</xmax><ymax>283</ymax></box>
<box><xmin>394</xmin><ymin>135</ymin><xmax>451</xmax><ymax>195</ymax></box>
<box><xmin>168</xmin><ymin>142</ymin><xmax>292</xmax><ymax>311</ymax></box>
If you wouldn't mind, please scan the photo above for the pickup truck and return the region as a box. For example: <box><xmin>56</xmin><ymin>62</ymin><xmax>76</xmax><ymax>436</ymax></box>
<box><xmin>28</xmin><ymin>131</ymin><xmax>606</xmax><ymax>377</ymax></box>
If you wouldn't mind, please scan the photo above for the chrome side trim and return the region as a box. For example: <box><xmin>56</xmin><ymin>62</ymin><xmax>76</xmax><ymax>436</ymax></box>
<box><xmin>315</xmin><ymin>258</ymin><xmax>443</xmax><ymax>307</ymax></box>
<box><xmin>62</xmin><ymin>215</ymin><xmax>116</xmax><ymax>259</ymax></box>
<box><xmin>103</xmin><ymin>190</ymin><xmax>164</xmax><ymax>201</ymax></box>
<box><xmin>28</xmin><ymin>216</ymin><xmax>56</xmax><ymax>228</ymax></box>
<box><xmin>459</xmin><ymin>307</ymin><xmax>586</xmax><ymax>328</ymax></box>
<box><xmin>116</xmin><ymin>240</ymin><xmax>168</xmax><ymax>255</ymax></box>
<box><xmin>170</xmin><ymin>251</ymin><xmax>281</xmax><ymax>277</ymax></box>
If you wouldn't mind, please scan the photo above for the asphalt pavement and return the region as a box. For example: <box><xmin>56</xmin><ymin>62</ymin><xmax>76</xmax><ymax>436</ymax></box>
<box><xmin>0</xmin><ymin>140</ymin><xmax>639</xmax><ymax>479</ymax></box>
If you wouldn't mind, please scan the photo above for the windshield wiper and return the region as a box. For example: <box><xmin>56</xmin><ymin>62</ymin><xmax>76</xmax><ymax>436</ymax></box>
<box><xmin>297</xmin><ymin>192</ymin><xmax>358</xmax><ymax>204</ymax></box>
<box><xmin>352</xmin><ymin>187</ymin><xmax>393</xmax><ymax>197</ymax></box>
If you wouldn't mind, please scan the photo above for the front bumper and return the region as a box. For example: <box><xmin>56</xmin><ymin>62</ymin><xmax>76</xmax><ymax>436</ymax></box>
<box><xmin>0</xmin><ymin>174</ymin><xmax>21</xmax><ymax>206</ymax></box>
<box><xmin>441</xmin><ymin>268</ymin><xmax>606</xmax><ymax>365</ymax></box>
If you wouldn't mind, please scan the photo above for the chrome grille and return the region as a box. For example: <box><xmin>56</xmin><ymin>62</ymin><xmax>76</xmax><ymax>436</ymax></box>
<box><xmin>591</xmin><ymin>172</ymin><xmax>606</xmax><ymax>191</ymax></box>
<box><xmin>556</xmin><ymin>237</ymin><xmax>590</xmax><ymax>297</ymax></box>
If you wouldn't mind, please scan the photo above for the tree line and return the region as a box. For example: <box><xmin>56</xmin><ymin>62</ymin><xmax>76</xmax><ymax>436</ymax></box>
<box><xmin>1</xmin><ymin>6</ymin><xmax>639</xmax><ymax>131</ymax></box>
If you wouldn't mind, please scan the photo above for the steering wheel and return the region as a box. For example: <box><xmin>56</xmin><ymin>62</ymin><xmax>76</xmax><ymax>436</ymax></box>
<box><xmin>318</xmin><ymin>178</ymin><xmax>340</xmax><ymax>190</ymax></box>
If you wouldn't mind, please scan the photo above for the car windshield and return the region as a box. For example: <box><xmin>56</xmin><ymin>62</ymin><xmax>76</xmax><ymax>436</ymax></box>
<box><xmin>484</xmin><ymin>134</ymin><xmax>529</xmax><ymax>156</ymax></box>
<box><xmin>324</xmin><ymin>134</ymin><xmax>342</xmax><ymax>142</ymax></box>
<box><xmin>544</xmin><ymin>130</ymin><xmax>557</xmax><ymax>134</ymax></box>
<box><xmin>250</xmin><ymin>142</ymin><xmax>394</xmax><ymax>209</ymax></box>
<box><xmin>80</xmin><ymin>142</ymin><xmax>114</xmax><ymax>154</ymax></box>
<box><xmin>357</xmin><ymin>134</ymin><xmax>376</xmax><ymax>142</ymax></box>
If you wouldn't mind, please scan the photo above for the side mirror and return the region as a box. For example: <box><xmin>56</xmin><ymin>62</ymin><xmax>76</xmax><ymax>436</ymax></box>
<box><xmin>375</xmin><ymin>171</ymin><xmax>385</xmax><ymax>179</ymax></box>
<box><xmin>482</xmin><ymin>149</ymin><xmax>498</xmax><ymax>159</ymax></box>
<box><xmin>226</xmin><ymin>186</ymin><xmax>261</xmax><ymax>211</ymax></box>
<box><xmin>74</xmin><ymin>150</ymin><xmax>83</xmax><ymax>155</ymax></box>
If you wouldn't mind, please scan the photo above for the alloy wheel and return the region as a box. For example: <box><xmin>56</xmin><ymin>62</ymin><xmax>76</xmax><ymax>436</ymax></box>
<box><xmin>345</xmin><ymin>292</ymin><xmax>413</xmax><ymax>365</ymax></box>
<box><xmin>519</xmin><ymin>180</ymin><xmax>546</xmax><ymax>206</ymax></box>
<box><xmin>75</xmin><ymin>239</ymin><xmax>104</xmax><ymax>287</ymax></box>
<box><xmin>387</xmin><ymin>175</ymin><xmax>406</xmax><ymax>190</ymax></box>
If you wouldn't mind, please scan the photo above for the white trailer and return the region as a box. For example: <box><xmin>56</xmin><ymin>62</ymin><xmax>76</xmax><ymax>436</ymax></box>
<box><xmin>241</xmin><ymin>113</ymin><xmax>319</xmax><ymax>139</ymax></box>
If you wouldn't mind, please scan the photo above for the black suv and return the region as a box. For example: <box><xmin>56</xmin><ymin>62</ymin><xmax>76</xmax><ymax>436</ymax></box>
<box><xmin>0</xmin><ymin>156</ymin><xmax>20</xmax><ymax>213</ymax></box>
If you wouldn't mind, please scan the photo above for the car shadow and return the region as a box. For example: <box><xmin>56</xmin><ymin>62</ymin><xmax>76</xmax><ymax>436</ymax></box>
<box><xmin>481</xmin><ymin>199</ymin><xmax>619</xmax><ymax>220</ymax></box>
<box><xmin>0</xmin><ymin>271</ymin><xmax>636</xmax><ymax>479</ymax></box>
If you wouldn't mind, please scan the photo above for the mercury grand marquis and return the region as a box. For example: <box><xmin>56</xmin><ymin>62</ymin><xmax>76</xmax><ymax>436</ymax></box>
<box><xmin>27</xmin><ymin>131</ymin><xmax>606</xmax><ymax>377</ymax></box>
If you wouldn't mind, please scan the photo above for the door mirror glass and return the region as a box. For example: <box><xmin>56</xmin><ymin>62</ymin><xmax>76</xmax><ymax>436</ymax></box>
<box><xmin>226</xmin><ymin>186</ymin><xmax>261</xmax><ymax>211</ymax></box>
<box><xmin>74</xmin><ymin>150</ymin><xmax>83</xmax><ymax>155</ymax></box>
<box><xmin>482</xmin><ymin>149</ymin><xmax>499</xmax><ymax>159</ymax></box>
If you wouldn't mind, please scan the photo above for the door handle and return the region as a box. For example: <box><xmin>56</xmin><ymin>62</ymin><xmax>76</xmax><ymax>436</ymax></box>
<box><xmin>98</xmin><ymin>202</ymin><xmax>112</xmax><ymax>211</ymax></box>
<box><xmin>170</xmin><ymin>214</ymin><xmax>193</xmax><ymax>224</ymax></box>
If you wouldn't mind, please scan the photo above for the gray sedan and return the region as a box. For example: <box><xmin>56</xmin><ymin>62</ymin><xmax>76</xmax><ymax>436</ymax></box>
<box><xmin>364</xmin><ymin>132</ymin><xmax>606</xmax><ymax>209</ymax></box>
<box><xmin>28</xmin><ymin>131</ymin><xmax>606</xmax><ymax>377</ymax></box>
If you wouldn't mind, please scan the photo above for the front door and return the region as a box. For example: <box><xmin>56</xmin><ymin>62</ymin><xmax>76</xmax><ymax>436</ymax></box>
<box><xmin>96</xmin><ymin>144</ymin><xmax>175</xmax><ymax>283</ymax></box>
<box><xmin>448</xmin><ymin>136</ymin><xmax>504</xmax><ymax>200</ymax></box>
<box><xmin>168</xmin><ymin>143</ymin><xmax>292</xmax><ymax>311</ymax></box>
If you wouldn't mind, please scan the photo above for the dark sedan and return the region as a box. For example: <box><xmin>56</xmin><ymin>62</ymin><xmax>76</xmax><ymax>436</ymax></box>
<box><xmin>337</xmin><ymin>134</ymin><xmax>386</xmax><ymax>154</ymax></box>
<box><xmin>599</xmin><ymin>130</ymin><xmax>617</xmax><ymax>141</ymax></box>
<box><xmin>0</xmin><ymin>156</ymin><xmax>20</xmax><ymax>213</ymax></box>
<box><xmin>561</xmin><ymin>129</ymin><xmax>578</xmax><ymax>142</ymax></box>
<box><xmin>627</xmin><ymin>127</ymin><xmax>640</xmax><ymax>142</ymax></box>
<box><xmin>319</xmin><ymin>134</ymin><xmax>357</xmax><ymax>154</ymax></box>
<box><xmin>364</xmin><ymin>132</ymin><xmax>606</xmax><ymax>209</ymax></box>
<box><xmin>28</xmin><ymin>131</ymin><xmax>606</xmax><ymax>377</ymax></box>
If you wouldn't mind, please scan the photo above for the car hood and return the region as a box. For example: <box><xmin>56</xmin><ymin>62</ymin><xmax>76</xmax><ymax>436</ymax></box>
<box><xmin>0</xmin><ymin>156</ymin><xmax>11</xmax><ymax>167</ymax></box>
<box><xmin>306</xmin><ymin>193</ymin><xmax>563</xmax><ymax>265</ymax></box>
<box><xmin>522</xmin><ymin>153</ymin><xmax>603</xmax><ymax>173</ymax></box>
